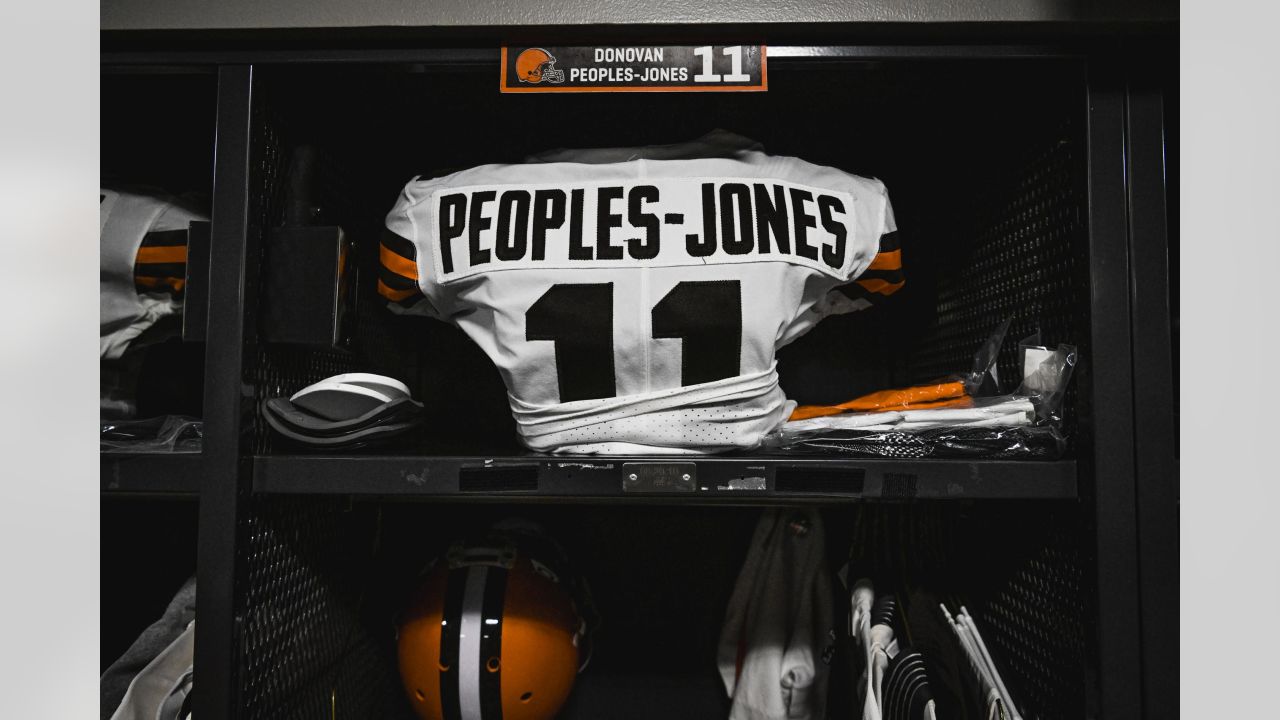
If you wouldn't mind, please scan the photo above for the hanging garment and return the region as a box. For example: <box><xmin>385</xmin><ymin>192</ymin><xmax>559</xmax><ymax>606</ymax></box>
<box><xmin>718</xmin><ymin>509</ymin><xmax>835</xmax><ymax>720</ymax></box>
<box><xmin>942</xmin><ymin>605</ymin><xmax>1022</xmax><ymax>720</ymax></box>
<box><xmin>849</xmin><ymin>579</ymin><xmax>878</xmax><ymax>720</ymax></box>
<box><xmin>109</xmin><ymin>620</ymin><xmax>194</xmax><ymax>720</ymax></box>
<box><xmin>883</xmin><ymin>649</ymin><xmax>938</xmax><ymax>720</ymax></box>
<box><xmin>850</xmin><ymin>582</ymin><xmax>901</xmax><ymax>720</ymax></box>
<box><xmin>868</xmin><ymin>595</ymin><xmax>899</xmax><ymax>720</ymax></box>
<box><xmin>155</xmin><ymin>667</ymin><xmax>193</xmax><ymax>720</ymax></box>
<box><xmin>101</xmin><ymin>188</ymin><xmax>205</xmax><ymax>360</ymax></box>
<box><xmin>101</xmin><ymin>576</ymin><xmax>196</xmax><ymax>720</ymax></box>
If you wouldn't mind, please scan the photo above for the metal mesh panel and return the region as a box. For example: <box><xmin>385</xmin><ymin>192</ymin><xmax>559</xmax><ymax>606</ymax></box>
<box><xmin>244</xmin><ymin>94</ymin><xmax>357</xmax><ymax>453</ymax></box>
<box><xmin>243</xmin><ymin>81</ymin><xmax>415</xmax><ymax>453</ymax></box>
<box><xmin>908</xmin><ymin>119</ymin><xmax>1089</xmax><ymax>435</ymax></box>
<box><xmin>841</xmin><ymin>503</ymin><xmax>1088</xmax><ymax>720</ymax></box>
<box><xmin>980</xmin><ymin>514</ymin><xmax>1088</xmax><ymax>720</ymax></box>
<box><xmin>240</xmin><ymin>496</ymin><xmax>402</xmax><ymax>719</ymax></box>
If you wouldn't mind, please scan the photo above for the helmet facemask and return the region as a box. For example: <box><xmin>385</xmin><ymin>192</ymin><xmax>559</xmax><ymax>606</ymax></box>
<box><xmin>537</xmin><ymin>60</ymin><xmax>564</xmax><ymax>84</ymax></box>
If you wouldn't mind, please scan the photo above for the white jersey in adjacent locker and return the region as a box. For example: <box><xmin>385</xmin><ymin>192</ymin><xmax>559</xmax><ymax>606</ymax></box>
<box><xmin>100</xmin><ymin>188</ymin><xmax>205</xmax><ymax>360</ymax></box>
<box><xmin>381</xmin><ymin>137</ymin><xmax>902</xmax><ymax>453</ymax></box>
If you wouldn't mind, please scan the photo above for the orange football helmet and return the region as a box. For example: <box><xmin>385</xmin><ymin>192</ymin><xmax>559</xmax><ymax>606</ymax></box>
<box><xmin>397</xmin><ymin>523</ymin><xmax>591</xmax><ymax>720</ymax></box>
<box><xmin>514</xmin><ymin>48</ymin><xmax>565</xmax><ymax>84</ymax></box>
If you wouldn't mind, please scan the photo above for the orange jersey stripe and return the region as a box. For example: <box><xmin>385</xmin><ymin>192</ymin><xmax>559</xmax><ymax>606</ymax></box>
<box><xmin>856</xmin><ymin>278</ymin><xmax>906</xmax><ymax>296</ymax></box>
<box><xmin>135</xmin><ymin>245</ymin><xmax>188</xmax><ymax>264</ymax></box>
<box><xmin>380</xmin><ymin>244</ymin><xmax>419</xmax><ymax>281</ymax></box>
<box><xmin>868</xmin><ymin>249</ymin><xmax>902</xmax><ymax>271</ymax></box>
<box><xmin>377</xmin><ymin>278</ymin><xmax>417</xmax><ymax>302</ymax></box>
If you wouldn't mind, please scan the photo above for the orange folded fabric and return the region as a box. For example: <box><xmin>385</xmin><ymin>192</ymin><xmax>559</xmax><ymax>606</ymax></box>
<box><xmin>788</xmin><ymin>381</ymin><xmax>969</xmax><ymax>421</ymax></box>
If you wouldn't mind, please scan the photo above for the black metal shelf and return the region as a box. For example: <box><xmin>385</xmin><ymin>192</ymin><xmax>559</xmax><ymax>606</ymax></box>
<box><xmin>253</xmin><ymin>454</ymin><xmax>1077</xmax><ymax>501</ymax></box>
<box><xmin>101</xmin><ymin>453</ymin><xmax>203</xmax><ymax>496</ymax></box>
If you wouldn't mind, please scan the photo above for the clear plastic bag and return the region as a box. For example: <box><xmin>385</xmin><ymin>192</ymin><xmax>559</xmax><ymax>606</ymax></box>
<box><xmin>1015</xmin><ymin>330</ymin><xmax>1077</xmax><ymax>424</ymax></box>
<box><xmin>763</xmin><ymin>424</ymin><xmax>1066</xmax><ymax>459</ymax></box>
<box><xmin>764</xmin><ymin>322</ymin><xmax>1077</xmax><ymax>459</ymax></box>
<box><xmin>101</xmin><ymin>415</ymin><xmax>203</xmax><ymax>453</ymax></box>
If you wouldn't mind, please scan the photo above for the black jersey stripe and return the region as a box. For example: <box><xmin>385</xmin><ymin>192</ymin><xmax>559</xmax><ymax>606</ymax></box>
<box><xmin>478</xmin><ymin>568</ymin><xmax>508</xmax><ymax>720</ymax></box>
<box><xmin>140</xmin><ymin>229</ymin><xmax>189</xmax><ymax>248</ymax></box>
<box><xmin>382</xmin><ymin>229</ymin><xmax>418</xmax><ymax>260</ymax></box>
<box><xmin>134</xmin><ymin>276</ymin><xmax>185</xmax><ymax>295</ymax></box>
<box><xmin>391</xmin><ymin>297</ymin><xmax>427</xmax><ymax>311</ymax></box>
<box><xmin>133</xmin><ymin>262</ymin><xmax>188</xmax><ymax>279</ymax></box>
<box><xmin>379</xmin><ymin>265</ymin><xmax>420</xmax><ymax>292</ymax></box>
<box><xmin>877</xmin><ymin>230</ymin><xmax>901</xmax><ymax>252</ymax></box>
<box><xmin>835</xmin><ymin>282</ymin><xmax>878</xmax><ymax>303</ymax></box>
<box><xmin>439</xmin><ymin>567</ymin><xmax>466</xmax><ymax>720</ymax></box>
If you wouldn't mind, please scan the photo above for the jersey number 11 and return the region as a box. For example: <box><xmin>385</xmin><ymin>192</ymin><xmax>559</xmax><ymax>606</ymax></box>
<box><xmin>526</xmin><ymin>281</ymin><xmax>742</xmax><ymax>402</ymax></box>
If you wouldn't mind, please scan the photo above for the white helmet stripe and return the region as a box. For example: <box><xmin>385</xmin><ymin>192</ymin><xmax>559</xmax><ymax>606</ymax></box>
<box><xmin>457</xmin><ymin>566</ymin><xmax>489</xmax><ymax>720</ymax></box>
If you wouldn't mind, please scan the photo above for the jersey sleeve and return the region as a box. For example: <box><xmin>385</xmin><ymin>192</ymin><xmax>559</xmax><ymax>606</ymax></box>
<box><xmin>132</xmin><ymin>200</ymin><xmax>206</xmax><ymax>298</ymax></box>
<box><xmin>133</xmin><ymin>228</ymin><xmax>189</xmax><ymax>296</ymax></box>
<box><xmin>840</xmin><ymin>230</ymin><xmax>904</xmax><ymax>305</ymax></box>
<box><xmin>833</xmin><ymin>189</ymin><xmax>904</xmax><ymax>310</ymax></box>
<box><xmin>377</xmin><ymin>228</ymin><xmax>438</xmax><ymax>317</ymax></box>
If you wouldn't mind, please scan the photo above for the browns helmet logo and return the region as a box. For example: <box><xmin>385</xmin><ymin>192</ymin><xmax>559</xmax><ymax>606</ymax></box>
<box><xmin>515</xmin><ymin>48</ymin><xmax>565</xmax><ymax>84</ymax></box>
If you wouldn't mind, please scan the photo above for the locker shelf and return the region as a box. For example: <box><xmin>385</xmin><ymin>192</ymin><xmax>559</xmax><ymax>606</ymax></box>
<box><xmin>101</xmin><ymin>453</ymin><xmax>203</xmax><ymax>496</ymax></box>
<box><xmin>252</xmin><ymin>454</ymin><xmax>1076</xmax><ymax>501</ymax></box>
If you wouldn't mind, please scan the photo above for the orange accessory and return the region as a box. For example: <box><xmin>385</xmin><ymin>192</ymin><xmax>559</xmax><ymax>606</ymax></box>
<box><xmin>789</xmin><ymin>381</ymin><xmax>969</xmax><ymax>421</ymax></box>
<box><xmin>398</xmin><ymin>535</ymin><xmax>584</xmax><ymax>720</ymax></box>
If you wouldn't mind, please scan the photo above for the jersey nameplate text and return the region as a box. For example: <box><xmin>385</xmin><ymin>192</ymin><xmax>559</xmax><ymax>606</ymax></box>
<box><xmin>500</xmin><ymin>45</ymin><xmax>766</xmax><ymax>93</ymax></box>
<box><xmin>426</xmin><ymin>178</ymin><xmax>857</xmax><ymax>283</ymax></box>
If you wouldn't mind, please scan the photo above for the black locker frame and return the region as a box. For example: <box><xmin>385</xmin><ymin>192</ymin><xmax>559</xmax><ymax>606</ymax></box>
<box><xmin>101</xmin><ymin>31</ymin><xmax>1177</xmax><ymax>720</ymax></box>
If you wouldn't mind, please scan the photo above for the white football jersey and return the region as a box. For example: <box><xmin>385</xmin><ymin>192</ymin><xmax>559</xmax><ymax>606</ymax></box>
<box><xmin>381</xmin><ymin>138</ymin><xmax>901</xmax><ymax>453</ymax></box>
<box><xmin>101</xmin><ymin>188</ymin><xmax>205</xmax><ymax>360</ymax></box>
